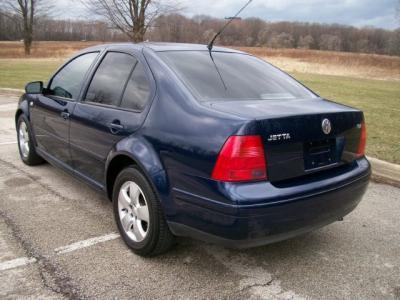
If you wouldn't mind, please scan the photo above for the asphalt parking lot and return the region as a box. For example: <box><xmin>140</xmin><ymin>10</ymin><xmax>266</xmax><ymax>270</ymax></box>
<box><xmin>0</xmin><ymin>94</ymin><xmax>399</xmax><ymax>299</ymax></box>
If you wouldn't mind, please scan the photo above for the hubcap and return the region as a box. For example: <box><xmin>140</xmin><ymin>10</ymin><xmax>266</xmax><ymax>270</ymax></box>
<box><xmin>118</xmin><ymin>181</ymin><xmax>150</xmax><ymax>242</ymax></box>
<box><xmin>18</xmin><ymin>121</ymin><xmax>30</xmax><ymax>158</ymax></box>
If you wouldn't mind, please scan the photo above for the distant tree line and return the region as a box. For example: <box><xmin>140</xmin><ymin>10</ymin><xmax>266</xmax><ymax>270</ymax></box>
<box><xmin>1</xmin><ymin>10</ymin><xmax>399</xmax><ymax>56</ymax></box>
<box><xmin>149</xmin><ymin>14</ymin><xmax>400</xmax><ymax>56</ymax></box>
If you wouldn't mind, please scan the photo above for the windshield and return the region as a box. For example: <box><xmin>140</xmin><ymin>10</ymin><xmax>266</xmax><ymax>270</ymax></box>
<box><xmin>159</xmin><ymin>51</ymin><xmax>317</xmax><ymax>101</ymax></box>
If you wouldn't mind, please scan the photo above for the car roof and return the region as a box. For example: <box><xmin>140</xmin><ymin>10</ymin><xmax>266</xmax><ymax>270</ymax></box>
<box><xmin>143</xmin><ymin>42</ymin><xmax>245</xmax><ymax>53</ymax></box>
<box><xmin>82</xmin><ymin>42</ymin><xmax>245</xmax><ymax>54</ymax></box>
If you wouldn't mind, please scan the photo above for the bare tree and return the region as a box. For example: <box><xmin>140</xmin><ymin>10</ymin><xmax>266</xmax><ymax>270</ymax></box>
<box><xmin>1</xmin><ymin>0</ymin><xmax>51</xmax><ymax>55</ymax></box>
<box><xmin>319</xmin><ymin>34</ymin><xmax>342</xmax><ymax>51</ymax></box>
<box><xmin>298</xmin><ymin>35</ymin><xmax>314</xmax><ymax>49</ymax></box>
<box><xmin>267</xmin><ymin>32</ymin><xmax>294</xmax><ymax>49</ymax></box>
<box><xmin>81</xmin><ymin>0</ymin><xmax>180</xmax><ymax>42</ymax></box>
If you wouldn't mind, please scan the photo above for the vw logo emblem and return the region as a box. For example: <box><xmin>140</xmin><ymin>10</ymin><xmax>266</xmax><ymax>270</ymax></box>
<box><xmin>322</xmin><ymin>118</ymin><xmax>331</xmax><ymax>135</ymax></box>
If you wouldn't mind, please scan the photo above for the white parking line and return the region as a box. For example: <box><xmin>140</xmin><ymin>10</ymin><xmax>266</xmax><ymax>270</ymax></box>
<box><xmin>0</xmin><ymin>257</ymin><xmax>37</xmax><ymax>271</ymax></box>
<box><xmin>0</xmin><ymin>141</ymin><xmax>17</xmax><ymax>145</ymax></box>
<box><xmin>0</xmin><ymin>233</ymin><xmax>120</xmax><ymax>272</ymax></box>
<box><xmin>0</xmin><ymin>103</ymin><xmax>18</xmax><ymax>111</ymax></box>
<box><xmin>54</xmin><ymin>232</ymin><xmax>120</xmax><ymax>254</ymax></box>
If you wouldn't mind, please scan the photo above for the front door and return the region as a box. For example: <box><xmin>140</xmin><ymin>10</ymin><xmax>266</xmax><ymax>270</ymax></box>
<box><xmin>30</xmin><ymin>52</ymin><xmax>99</xmax><ymax>166</ymax></box>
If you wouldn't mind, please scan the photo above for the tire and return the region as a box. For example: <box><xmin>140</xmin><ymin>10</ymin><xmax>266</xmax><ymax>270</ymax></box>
<box><xmin>113</xmin><ymin>166</ymin><xmax>174</xmax><ymax>256</ymax></box>
<box><xmin>17</xmin><ymin>115</ymin><xmax>45</xmax><ymax>166</ymax></box>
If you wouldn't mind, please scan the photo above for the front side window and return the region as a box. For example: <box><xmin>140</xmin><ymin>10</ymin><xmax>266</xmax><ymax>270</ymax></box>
<box><xmin>159</xmin><ymin>51</ymin><xmax>317</xmax><ymax>101</ymax></box>
<box><xmin>120</xmin><ymin>62</ymin><xmax>151</xmax><ymax>111</ymax></box>
<box><xmin>85</xmin><ymin>52</ymin><xmax>136</xmax><ymax>107</ymax></box>
<box><xmin>49</xmin><ymin>52</ymin><xmax>98</xmax><ymax>100</ymax></box>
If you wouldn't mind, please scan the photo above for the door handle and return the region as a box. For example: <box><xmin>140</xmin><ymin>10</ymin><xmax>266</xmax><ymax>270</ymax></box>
<box><xmin>61</xmin><ymin>111</ymin><xmax>70</xmax><ymax>120</ymax></box>
<box><xmin>109</xmin><ymin>120</ymin><xmax>124</xmax><ymax>134</ymax></box>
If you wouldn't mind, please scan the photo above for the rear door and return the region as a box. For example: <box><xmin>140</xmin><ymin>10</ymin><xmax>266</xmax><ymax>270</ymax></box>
<box><xmin>69</xmin><ymin>51</ymin><xmax>153</xmax><ymax>186</ymax></box>
<box><xmin>30</xmin><ymin>52</ymin><xmax>99</xmax><ymax>166</ymax></box>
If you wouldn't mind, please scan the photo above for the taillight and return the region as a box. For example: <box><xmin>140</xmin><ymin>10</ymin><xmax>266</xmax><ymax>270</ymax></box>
<box><xmin>356</xmin><ymin>121</ymin><xmax>366</xmax><ymax>157</ymax></box>
<box><xmin>211</xmin><ymin>135</ymin><xmax>267</xmax><ymax>182</ymax></box>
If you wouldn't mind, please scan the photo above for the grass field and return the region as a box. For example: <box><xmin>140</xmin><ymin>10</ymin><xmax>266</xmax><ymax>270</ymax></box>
<box><xmin>0</xmin><ymin>59</ymin><xmax>62</xmax><ymax>89</ymax></box>
<box><xmin>0</xmin><ymin>41</ymin><xmax>399</xmax><ymax>163</ymax></box>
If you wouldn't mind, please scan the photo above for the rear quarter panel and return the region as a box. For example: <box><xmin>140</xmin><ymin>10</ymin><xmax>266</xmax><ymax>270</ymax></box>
<box><xmin>141</xmin><ymin>48</ymin><xmax>250</xmax><ymax>214</ymax></box>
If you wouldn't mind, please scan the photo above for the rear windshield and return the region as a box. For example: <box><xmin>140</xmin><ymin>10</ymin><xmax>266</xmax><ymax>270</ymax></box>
<box><xmin>159</xmin><ymin>51</ymin><xmax>317</xmax><ymax>101</ymax></box>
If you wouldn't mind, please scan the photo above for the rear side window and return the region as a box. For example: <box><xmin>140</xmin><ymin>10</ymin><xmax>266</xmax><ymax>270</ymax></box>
<box><xmin>85</xmin><ymin>52</ymin><xmax>136</xmax><ymax>106</ymax></box>
<box><xmin>120</xmin><ymin>62</ymin><xmax>151</xmax><ymax>111</ymax></box>
<box><xmin>49</xmin><ymin>52</ymin><xmax>98</xmax><ymax>100</ymax></box>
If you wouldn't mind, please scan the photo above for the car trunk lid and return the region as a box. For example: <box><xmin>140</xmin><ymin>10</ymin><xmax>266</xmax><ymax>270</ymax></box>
<box><xmin>206</xmin><ymin>98</ymin><xmax>364</xmax><ymax>182</ymax></box>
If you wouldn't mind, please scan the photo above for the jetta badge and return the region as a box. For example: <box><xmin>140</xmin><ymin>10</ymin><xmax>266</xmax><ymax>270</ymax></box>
<box><xmin>322</xmin><ymin>118</ymin><xmax>332</xmax><ymax>135</ymax></box>
<box><xmin>267</xmin><ymin>133</ymin><xmax>291</xmax><ymax>141</ymax></box>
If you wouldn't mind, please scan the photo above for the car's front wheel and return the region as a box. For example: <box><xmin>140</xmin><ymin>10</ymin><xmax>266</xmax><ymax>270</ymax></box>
<box><xmin>17</xmin><ymin>115</ymin><xmax>44</xmax><ymax>165</ymax></box>
<box><xmin>113</xmin><ymin>166</ymin><xmax>174</xmax><ymax>256</ymax></box>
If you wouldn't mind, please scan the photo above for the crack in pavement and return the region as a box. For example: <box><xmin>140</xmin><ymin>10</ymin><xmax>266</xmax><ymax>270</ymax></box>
<box><xmin>239</xmin><ymin>280</ymin><xmax>274</xmax><ymax>293</ymax></box>
<box><xmin>203</xmin><ymin>245</ymin><xmax>307</xmax><ymax>300</ymax></box>
<box><xmin>0</xmin><ymin>211</ymin><xmax>84</xmax><ymax>299</ymax></box>
<box><xmin>0</xmin><ymin>158</ymin><xmax>109</xmax><ymax>299</ymax></box>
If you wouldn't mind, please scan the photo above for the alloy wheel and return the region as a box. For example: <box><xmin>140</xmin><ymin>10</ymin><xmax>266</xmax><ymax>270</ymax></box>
<box><xmin>118</xmin><ymin>181</ymin><xmax>150</xmax><ymax>242</ymax></box>
<box><xmin>18</xmin><ymin>121</ymin><xmax>30</xmax><ymax>158</ymax></box>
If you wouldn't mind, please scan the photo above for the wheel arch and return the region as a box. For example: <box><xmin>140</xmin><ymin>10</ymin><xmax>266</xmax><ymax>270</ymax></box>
<box><xmin>15</xmin><ymin>98</ymin><xmax>30</xmax><ymax>125</ymax></box>
<box><xmin>15</xmin><ymin>108</ymin><xmax>24</xmax><ymax>125</ymax></box>
<box><xmin>105</xmin><ymin>146</ymin><xmax>167</xmax><ymax>203</ymax></box>
<box><xmin>106</xmin><ymin>153</ymin><xmax>139</xmax><ymax>200</ymax></box>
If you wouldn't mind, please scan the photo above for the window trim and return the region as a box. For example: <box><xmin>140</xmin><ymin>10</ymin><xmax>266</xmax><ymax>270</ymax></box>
<box><xmin>81</xmin><ymin>50</ymin><xmax>154</xmax><ymax>114</ymax></box>
<box><xmin>119</xmin><ymin>60</ymin><xmax>153</xmax><ymax>112</ymax></box>
<box><xmin>46</xmin><ymin>51</ymin><xmax>100</xmax><ymax>102</ymax></box>
<box><xmin>78</xmin><ymin>99</ymin><xmax>143</xmax><ymax>114</ymax></box>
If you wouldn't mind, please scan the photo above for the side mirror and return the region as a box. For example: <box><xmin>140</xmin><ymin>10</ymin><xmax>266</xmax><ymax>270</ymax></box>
<box><xmin>25</xmin><ymin>81</ymin><xmax>43</xmax><ymax>94</ymax></box>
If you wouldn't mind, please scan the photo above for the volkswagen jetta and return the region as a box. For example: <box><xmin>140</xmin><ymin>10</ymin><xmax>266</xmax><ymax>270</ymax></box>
<box><xmin>15</xmin><ymin>43</ymin><xmax>370</xmax><ymax>256</ymax></box>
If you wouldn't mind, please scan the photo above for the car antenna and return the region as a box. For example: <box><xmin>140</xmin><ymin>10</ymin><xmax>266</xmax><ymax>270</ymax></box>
<box><xmin>207</xmin><ymin>0</ymin><xmax>253</xmax><ymax>52</ymax></box>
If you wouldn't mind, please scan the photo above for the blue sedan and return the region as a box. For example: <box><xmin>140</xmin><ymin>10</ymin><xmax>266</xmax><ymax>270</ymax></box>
<box><xmin>15</xmin><ymin>43</ymin><xmax>370</xmax><ymax>256</ymax></box>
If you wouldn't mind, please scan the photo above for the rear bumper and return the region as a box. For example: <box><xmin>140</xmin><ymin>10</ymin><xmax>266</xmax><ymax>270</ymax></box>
<box><xmin>168</xmin><ymin>158</ymin><xmax>371</xmax><ymax>248</ymax></box>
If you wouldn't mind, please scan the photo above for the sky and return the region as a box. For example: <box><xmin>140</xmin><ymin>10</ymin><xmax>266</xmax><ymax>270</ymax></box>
<box><xmin>60</xmin><ymin>0</ymin><xmax>399</xmax><ymax>30</ymax></box>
